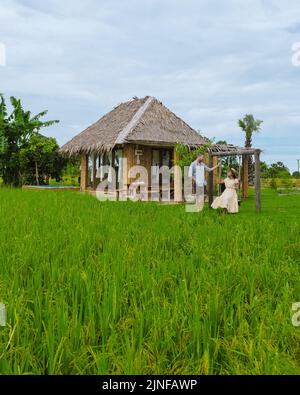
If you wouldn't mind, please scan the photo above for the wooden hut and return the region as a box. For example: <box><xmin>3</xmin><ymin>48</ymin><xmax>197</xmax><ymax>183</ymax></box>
<box><xmin>61</xmin><ymin>96</ymin><xmax>209</xmax><ymax>199</ymax></box>
<box><xmin>61</xmin><ymin>96</ymin><xmax>261</xmax><ymax>210</ymax></box>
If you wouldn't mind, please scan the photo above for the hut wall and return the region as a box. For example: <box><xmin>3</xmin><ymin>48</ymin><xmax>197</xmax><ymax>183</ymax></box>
<box><xmin>137</xmin><ymin>145</ymin><xmax>152</xmax><ymax>187</ymax></box>
<box><xmin>123</xmin><ymin>144</ymin><xmax>152</xmax><ymax>187</ymax></box>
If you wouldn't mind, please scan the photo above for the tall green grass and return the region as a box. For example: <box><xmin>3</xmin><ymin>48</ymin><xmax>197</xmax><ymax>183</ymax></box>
<box><xmin>0</xmin><ymin>188</ymin><xmax>299</xmax><ymax>374</ymax></box>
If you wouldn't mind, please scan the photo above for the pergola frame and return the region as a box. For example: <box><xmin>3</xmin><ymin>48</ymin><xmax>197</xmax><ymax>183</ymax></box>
<box><xmin>207</xmin><ymin>145</ymin><xmax>262</xmax><ymax>213</ymax></box>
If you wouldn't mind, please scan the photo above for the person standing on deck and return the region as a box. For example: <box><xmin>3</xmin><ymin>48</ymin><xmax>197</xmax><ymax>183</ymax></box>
<box><xmin>188</xmin><ymin>154</ymin><xmax>220</xmax><ymax>212</ymax></box>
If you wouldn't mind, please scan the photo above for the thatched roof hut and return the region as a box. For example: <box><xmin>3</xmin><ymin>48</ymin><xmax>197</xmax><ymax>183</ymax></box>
<box><xmin>60</xmin><ymin>96</ymin><xmax>262</xmax><ymax>211</ymax></box>
<box><xmin>61</xmin><ymin>96</ymin><xmax>209</xmax><ymax>155</ymax></box>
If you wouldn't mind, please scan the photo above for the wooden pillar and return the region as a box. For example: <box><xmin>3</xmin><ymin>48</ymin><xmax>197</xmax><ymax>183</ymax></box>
<box><xmin>242</xmin><ymin>155</ymin><xmax>249</xmax><ymax>199</ymax></box>
<box><xmin>213</xmin><ymin>156</ymin><xmax>219</xmax><ymax>188</ymax></box>
<box><xmin>92</xmin><ymin>153</ymin><xmax>97</xmax><ymax>191</ymax></box>
<box><xmin>80</xmin><ymin>153</ymin><xmax>88</xmax><ymax>191</ymax></box>
<box><xmin>173</xmin><ymin>148</ymin><xmax>182</xmax><ymax>202</ymax></box>
<box><xmin>122</xmin><ymin>151</ymin><xmax>128</xmax><ymax>189</ymax></box>
<box><xmin>123</xmin><ymin>144</ymin><xmax>134</xmax><ymax>185</ymax></box>
<box><xmin>111</xmin><ymin>149</ymin><xmax>116</xmax><ymax>191</ymax></box>
<box><xmin>254</xmin><ymin>150</ymin><xmax>261</xmax><ymax>213</ymax></box>
<box><xmin>208</xmin><ymin>153</ymin><xmax>214</xmax><ymax>207</ymax></box>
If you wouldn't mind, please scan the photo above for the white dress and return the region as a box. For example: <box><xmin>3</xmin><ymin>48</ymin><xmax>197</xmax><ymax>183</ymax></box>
<box><xmin>211</xmin><ymin>178</ymin><xmax>239</xmax><ymax>213</ymax></box>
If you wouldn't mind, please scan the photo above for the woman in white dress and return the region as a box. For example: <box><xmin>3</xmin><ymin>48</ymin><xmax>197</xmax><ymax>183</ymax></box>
<box><xmin>211</xmin><ymin>168</ymin><xmax>239</xmax><ymax>213</ymax></box>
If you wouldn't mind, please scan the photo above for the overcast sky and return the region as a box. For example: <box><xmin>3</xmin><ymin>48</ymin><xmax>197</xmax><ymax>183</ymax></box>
<box><xmin>0</xmin><ymin>0</ymin><xmax>299</xmax><ymax>171</ymax></box>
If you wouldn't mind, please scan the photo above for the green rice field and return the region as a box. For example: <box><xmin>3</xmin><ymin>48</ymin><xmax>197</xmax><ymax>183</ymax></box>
<box><xmin>0</xmin><ymin>188</ymin><xmax>299</xmax><ymax>374</ymax></box>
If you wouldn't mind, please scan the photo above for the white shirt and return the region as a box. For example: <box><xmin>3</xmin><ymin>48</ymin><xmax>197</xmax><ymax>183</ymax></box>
<box><xmin>188</xmin><ymin>161</ymin><xmax>212</xmax><ymax>186</ymax></box>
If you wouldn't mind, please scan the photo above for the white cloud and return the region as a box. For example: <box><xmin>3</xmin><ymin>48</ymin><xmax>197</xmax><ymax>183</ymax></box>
<box><xmin>0</xmin><ymin>0</ymin><xmax>299</xmax><ymax>171</ymax></box>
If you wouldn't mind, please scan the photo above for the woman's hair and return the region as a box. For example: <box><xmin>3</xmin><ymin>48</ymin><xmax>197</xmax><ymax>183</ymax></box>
<box><xmin>229</xmin><ymin>168</ymin><xmax>237</xmax><ymax>179</ymax></box>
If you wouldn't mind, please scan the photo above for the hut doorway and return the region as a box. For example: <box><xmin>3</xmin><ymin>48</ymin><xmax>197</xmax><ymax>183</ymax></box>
<box><xmin>151</xmin><ymin>148</ymin><xmax>174</xmax><ymax>200</ymax></box>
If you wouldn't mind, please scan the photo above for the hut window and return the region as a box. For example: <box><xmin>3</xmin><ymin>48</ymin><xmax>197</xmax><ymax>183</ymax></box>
<box><xmin>152</xmin><ymin>150</ymin><xmax>160</xmax><ymax>183</ymax></box>
<box><xmin>97</xmin><ymin>152</ymin><xmax>112</xmax><ymax>182</ymax></box>
<box><xmin>162</xmin><ymin>150</ymin><xmax>171</xmax><ymax>167</ymax></box>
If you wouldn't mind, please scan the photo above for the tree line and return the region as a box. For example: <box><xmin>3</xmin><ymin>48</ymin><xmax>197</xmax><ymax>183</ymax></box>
<box><xmin>0</xmin><ymin>94</ymin><xmax>75</xmax><ymax>186</ymax></box>
<box><xmin>260</xmin><ymin>161</ymin><xmax>299</xmax><ymax>179</ymax></box>
<box><xmin>0</xmin><ymin>95</ymin><xmax>298</xmax><ymax>187</ymax></box>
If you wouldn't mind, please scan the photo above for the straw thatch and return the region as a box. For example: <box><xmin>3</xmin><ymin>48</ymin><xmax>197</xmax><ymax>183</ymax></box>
<box><xmin>61</xmin><ymin>96</ymin><xmax>209</xmax><ymax>155</ymax></box>
<box><xmin>209</xmin><ymin>144</ymin><xmax>261</xmax><ymax>156</ymax></box>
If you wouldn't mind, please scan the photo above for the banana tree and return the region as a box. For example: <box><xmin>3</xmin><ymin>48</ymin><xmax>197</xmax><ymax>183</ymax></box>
<box><xmin>0</xmin><ymin>94</ymin><xmax>59</xmax><ymax>186</ymax></box>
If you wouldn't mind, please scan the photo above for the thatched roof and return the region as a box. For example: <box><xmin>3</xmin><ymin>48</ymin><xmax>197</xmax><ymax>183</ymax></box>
<box><xmin>61</xmin><ymin>96</ymin><xmax>209</xmax><ymax>155</ymax></box>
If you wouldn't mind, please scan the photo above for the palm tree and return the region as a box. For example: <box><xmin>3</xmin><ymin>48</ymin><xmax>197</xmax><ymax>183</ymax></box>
<box><xmin>238</xmin><ymin>114</ymin><xmax>263</xmax><ymax>184</ymax></box>
<box><xmin>238</xmin><ymin>114</ymin><xmax>263</xmax><ymax>148</ymax></box>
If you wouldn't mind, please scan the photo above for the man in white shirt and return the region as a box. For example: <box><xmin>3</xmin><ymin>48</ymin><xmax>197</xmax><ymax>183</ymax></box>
<box><xmin>188</xmin><ymin>154</ymin><xmax>220</xmax><ymax>211</ymax></box>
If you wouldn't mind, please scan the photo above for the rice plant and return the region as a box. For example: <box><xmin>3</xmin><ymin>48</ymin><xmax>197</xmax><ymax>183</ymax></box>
<box><xmin>0</xmin><ymin>188</ymin><xmax>299</xmax><ymax>374</ymax></box>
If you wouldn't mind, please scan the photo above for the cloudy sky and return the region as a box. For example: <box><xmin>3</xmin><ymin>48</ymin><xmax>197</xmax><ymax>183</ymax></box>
<box><xmin>0</xmin><ymin>0</ymin><xmax>299</xmax><ymax>171</ymax></box>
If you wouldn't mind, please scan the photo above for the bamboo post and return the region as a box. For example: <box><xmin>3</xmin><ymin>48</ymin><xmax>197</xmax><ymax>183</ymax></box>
<box><xmin>208</xmin><ymin>153</ymin><xmax>214</xmax><ymax>207</ymax></box>
<box><xmin>213</xmin><ymin>156</ymin><xmax>219</xmax><ymax>187</ymax></box>
<box><xmin>80</xmin><ymin>153</ymin><xmax>88</xmax><ymax>191</ymax></box>
<box><xmin>242</xmin><ymin>155</ymin><xmax>249</xmax><ymax>199</ymax></box>
<box><xmin>92</xmin><ymin>153</ymin><xmax>97</xmax><ymax>191</ymax></box>
<box><xmin>254</xmin><ymin>150</ymin><xmax>261</xmax><ymax>213</ymax></box>
<box><xmin>173</xmin><ymin>148</ymin><xmax>182</xmax><ymax>202</ymax></box>
<box><xmin>111</xmin><ymin>149</ymin><xmax>117</xmax><ymax>198</ymax></box>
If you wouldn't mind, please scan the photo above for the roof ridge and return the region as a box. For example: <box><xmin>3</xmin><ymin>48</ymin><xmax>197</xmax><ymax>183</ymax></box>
<box><xmin>128</xmin><ymin>98</ymin><xmax>209</xmax><ymax>142</ymax></box>
<box><xmin>115</xmin><ymin>96</ymin><xmax>154</xmax><ymax>144</ymax></box>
